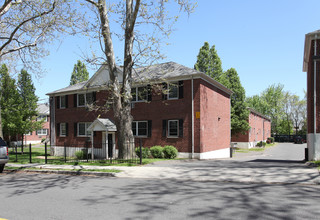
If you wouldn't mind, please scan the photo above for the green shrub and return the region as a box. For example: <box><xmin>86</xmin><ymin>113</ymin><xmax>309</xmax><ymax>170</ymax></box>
<box><xmin>150</xmin><ymin>146</ymin><xmax>164</xmax><ymax>158</ymax></box>
<box><xmin>135</xmin><ymin>147</ymin><xmax>151</xmax><ymax>158</ymax></box>
<box><xmin>268</xmin><ymin>137</ymin><xmax>274</xmax><ymax>143</ymax></box>
<box><xmin>163</xmin><ymin>145</ymin><xmax>178</xmax><ymax>159</ymax></box>
<box><xmin>256</xmin><ymin>141</ymin><xmax>266</xmax><ymax>147</ymax></box>
<box><xmin>75</xmin><ymin>150</ymin><xmax>86</xmax><ymax>160</ymax></box>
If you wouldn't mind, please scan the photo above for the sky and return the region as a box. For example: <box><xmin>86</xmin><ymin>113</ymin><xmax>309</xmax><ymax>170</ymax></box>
<box><xmin>33</xmin><ymin>0</ymin><xmax>320</xmax><ymax>102</ymax></box>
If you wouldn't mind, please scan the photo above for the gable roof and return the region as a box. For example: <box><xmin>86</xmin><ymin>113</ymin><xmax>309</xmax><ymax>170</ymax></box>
<box><xmin>303</xmin><ymin>29</ymin><xmax>320</xmax><ymax>72</ymax></box>
<box><xmin>248</xmin><ymin>107</ymin><xmax>271</xmax><ymax>121</ymax></box>
<box><xmin>37</xmin><ymin>103</ymin><xmax>50</xmax><ymax>115</ymax></box>
<box><xmin>47</xmin><ymin>62</ymin><xmax>232</xmax><ymax>96</ymax></box>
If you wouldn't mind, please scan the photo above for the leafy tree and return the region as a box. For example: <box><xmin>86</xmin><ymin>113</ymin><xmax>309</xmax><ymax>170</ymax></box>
<box><xmin>70</xmin><ymin>60</ymin><xmax>89</xmax><ymax>85</ymax></box>
<box><xmin>218</xmin><ymin>68</ymin><xmax>250</xmax><ymax>135</ymax></box>
<box><xmin>194</xmin><ymin>42</ymin><xmax>223</xmax><ymax>79</ymax></box>
<box><xmin>0</xmin><ymin>64</ymin><xmax>22</xmax><ymax>140</ymax></box>
<box><xmin>82</xmin><ymin>0</ymin><xmax>195</xmax><ymax>159</ymax></box>
<box><xmin>0</xmin><ymin>0</ymin><xmax>79</xmax><ymax>139</ymax></box>
<box><xmin>17</xmin><ymin>69</ymin><xmax>43</xmax><ymax>143</ymax></box>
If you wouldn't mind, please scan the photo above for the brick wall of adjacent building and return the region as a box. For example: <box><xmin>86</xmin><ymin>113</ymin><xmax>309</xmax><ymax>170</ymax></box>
<box><xmin>231</xmin><ymin>111</ymin><xmax>271</xmax><ymax>143</ymax></box>
<box><xmin>53</xmin><ymin>78</ymin><xmax>231</xmax><ymax>154</ymax></box>
<box><xmin>24</xmin><ymin>116</ymin><xmax>50</xmax><ymax>144</ymax></box>
<box><xmin>307</xmin><ymin>40</ymin><xmax>320</xmax><ymax>133</ymax></box>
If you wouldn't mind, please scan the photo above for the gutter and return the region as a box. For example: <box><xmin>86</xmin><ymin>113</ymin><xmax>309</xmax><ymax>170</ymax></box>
<box><xmin>191</xmin><ymin>76</ymin><xmax>194</xmax><ymax>159</ymax></box>
<box><xmin>314</xmin><ymin>35</ymin><xmax>317</xmax><ymax>158</ymax></box>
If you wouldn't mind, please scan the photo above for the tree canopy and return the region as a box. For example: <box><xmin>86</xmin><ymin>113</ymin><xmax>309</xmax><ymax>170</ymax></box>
<box><xmin>194</xmin><ymin>42</ymin><xmax>223</xmax><ymax>79</ymax></box>
<box><xmin>70</xmin><ymin>60</ymin><xmax>89</xmax><ymax>85</ymax></box>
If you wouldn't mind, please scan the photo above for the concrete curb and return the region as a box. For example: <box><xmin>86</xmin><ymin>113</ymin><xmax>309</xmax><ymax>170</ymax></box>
<box><xmin>4</xmin><ymin>168</ymin><xmax>116</xmax><ymax>177</ymax></box>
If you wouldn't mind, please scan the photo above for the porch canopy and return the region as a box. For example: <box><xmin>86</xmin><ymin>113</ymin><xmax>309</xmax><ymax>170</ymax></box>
<box><xmin>87</xmin><ymin>118</ymin><xmax>117</xmax><ymax>132</ymax></box>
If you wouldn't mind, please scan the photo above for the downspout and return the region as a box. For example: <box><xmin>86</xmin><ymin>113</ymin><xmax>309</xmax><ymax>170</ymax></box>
<box><xmin>191</xmin><ymin>76</ymin><xmax>194</xmax><ymax>159</ymax></box>
<box><xmin>314</xmin><ymin>35</ymin><xmax>317</xmax><ymax>159</ymax></box>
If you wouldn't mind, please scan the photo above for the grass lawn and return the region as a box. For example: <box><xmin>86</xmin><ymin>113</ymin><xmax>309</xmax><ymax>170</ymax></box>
<box><xmin>235</xmin><ymin>143</ymin><xmax>276</xmax><ymax>154</ymax></box>
<box><xmin>8</xmin><ymin>145</ymin><xmax>182</xmax><ymax>166</ymax></box>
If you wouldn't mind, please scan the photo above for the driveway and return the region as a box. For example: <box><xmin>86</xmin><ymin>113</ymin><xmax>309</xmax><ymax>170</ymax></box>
<box><xmin>115</xmin><ymin>143</ymin><xmax>320</xmax><ymax>185</ymax></box>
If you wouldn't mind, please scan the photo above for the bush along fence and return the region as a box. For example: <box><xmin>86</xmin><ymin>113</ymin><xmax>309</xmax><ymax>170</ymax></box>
<box><xmin>8</xmin><ymin>140</ymin><xmax>179</xmax><ymax>165</ymax></box>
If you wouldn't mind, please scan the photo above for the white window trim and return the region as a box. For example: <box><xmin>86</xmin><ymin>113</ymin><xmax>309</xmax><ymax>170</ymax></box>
<box><xmin>77</xmin><ymin>122</ymin><xmax>91</xmax><ymax>137</ymax></box>
<box><xmin>131</xmin><ymin>87</ymin><xmax>147</xmax><ymax>103</ymax></box>
<box><xmin>25</xmin><ymin>132</ymin><xmax>32</xmax><ymax>136</ymax></box>
<box><xmin>60</xmin><ymin>123</ymin><xmax>66</xmax><ymax>137</ymax></box>
<box><xmin>132</xmin><ymin>121</ymin><xmax>148</xmax><ymax>137</ymax></box>
<box><xmin>77</xmin><ymin>93</ymin><xmax>86</xmax><ymax>107</ymax></box>
<box><xmin>168</xmin><ymin>120</ymin><xmax>179</xmax><ymax>138</ymax></box>
<box><xmin>60</xmin><ymin>96</ymin><xmax>66</xmax><ymax>109</ymax></box>
<box><xmin>167</xmin><ymin>82</ymin><xmax>179</xmax><ymax>100</ymax></box>
<box><xmin>37</xmin><ymin>129</ymin><xmax>48</xmax><ymax>136</ymax></box>
<box><xmin>37</xmin><ymin>115</ymin><xmax>47</xmax><ymax>122</ymax></box>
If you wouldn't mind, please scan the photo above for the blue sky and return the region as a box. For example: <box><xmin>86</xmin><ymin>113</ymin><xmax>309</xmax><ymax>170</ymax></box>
<box><xmin>34</xmin><ymin>0</ymin><xmax>320</xmax><ymax>102</ymax></box>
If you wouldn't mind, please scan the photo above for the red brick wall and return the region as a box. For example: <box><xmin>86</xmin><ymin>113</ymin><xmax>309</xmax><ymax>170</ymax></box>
<box><xmin>199</xmin><ymin>80</ymin><xmax>231</xmax><ymax>152</ymax></box>
<box><xmin>232</xmin><ymin>111</ymin><xmax>271</xmax><ymax>143</ymax></box>
<box><xmin>53</xmin><ymin>78</ymin><xmax>231</xmax><ymax>154</ymax></box>
<box><xmin>24</xmin><ymin>117</ymin><xmax>50</xmax><ymax>143</ymax></box>
<box><xmin>307</xmin><ymin>40</ymin><xmax>320</xmax><ymax>133</ymax></box>
<box><xmin>248</xmin><ymin>112</ymin><xmax>271</xmax><ymax>142</ymax></box>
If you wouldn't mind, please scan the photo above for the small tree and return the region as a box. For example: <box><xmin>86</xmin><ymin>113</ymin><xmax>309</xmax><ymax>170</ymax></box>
<box><xmin>17</xmin><ymin>69</ymin><xmax>43</xmax><ymax>144</ymax></box>
<box><xmin>194</xmin><ymin>42</ymin><xmax>223</xmax><ymax>79</ymax></box>
<box><xmin>218</xmin><ymin>68</ymin><xmax>250</xmax><ymax>135</ymax></box>
<box><xmin>0</xmin><ymin>64</ymin><xmax>22</xmax><ymax>141</ymax></box>
<box><xmin>70</xmin><ymin>60</ymin><xmax>89</xmax><ymax>85</ymax></box>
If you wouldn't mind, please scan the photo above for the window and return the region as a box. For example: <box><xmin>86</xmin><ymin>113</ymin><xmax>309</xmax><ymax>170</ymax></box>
<box><xmin>168</xmin><ymin>120</ymin><xmax>178</xmax><ymax>137</ymax></box>
<box><xmin>131</xmin><ymin>86</ymin><xmax>147</xmax><ymax>102</ymax></box>
<box><xmin>77</xmin><ymin>122</ymin><xmax>92</xmax><ymax>137</ymax></box>
<box><xmin>60</xmin><ymin>123</ymin><xmax>66</xmax><ymax>137</ymax></box>
<box><xmin>132</xmin><ymin>121</ymin><xmax>148</xmax><ymax>137</ymax></box>
<box><xmin>168</xmin><ymin>83</ymin><xmax>178</xmax><ymax>100</ymax></box>
<box><xmin>163</xmin><ymin>119</ymin><xmax>183</xmax><ymax>138</ymax></box>
<box><xmin>25</xmin><ymin>132</ymin><xmax>32</xmax><ymax>136</ymax></box>
<box><xmin>37</xmin><ymin>129</ymin><xmax>48</xmax><ymax>136</ymax></box>
<box><xmin>60</xmin><ymin>96</ymin><xmax>66</xmax><ymax>108</ymax></box>
<box><xmin>77</xmin><ymin>93</ymin><xmax>94</xmax><ymax>107</ymax></box>
<box><xmin>37</xmin><ymin>115</ymin><xmax>47</xmax><ymax>122</ymax></box>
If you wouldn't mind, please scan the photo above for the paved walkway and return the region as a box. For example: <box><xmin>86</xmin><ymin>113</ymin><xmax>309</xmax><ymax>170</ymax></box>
<box><xmin>5</xmin><ymin>143</ymin><xmax>320</xmax><ymax>185</ymax></box>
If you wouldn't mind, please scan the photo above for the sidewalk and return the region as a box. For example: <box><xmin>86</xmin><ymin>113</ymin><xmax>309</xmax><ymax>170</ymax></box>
<box><xmin>5</xmin><ymin>159</ymin><xmax>320</xmax><ymax>185</ymax></box>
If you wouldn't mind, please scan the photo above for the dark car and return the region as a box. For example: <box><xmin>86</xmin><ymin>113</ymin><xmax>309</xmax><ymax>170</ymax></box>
<box><xmin>294</xmin><ymin>136</ymin><xmax>304</xmax><ymax>144</ymax></box>
<box><xmin>0</xmin><ymin>137</ymin><xmax>9</xmax><ymax>173</ymax></box>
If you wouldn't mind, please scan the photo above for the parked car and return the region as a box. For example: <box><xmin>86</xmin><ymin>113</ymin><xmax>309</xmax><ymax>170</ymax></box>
<box><xmin>294</xmin><ymin>136</ymin><xmax>304</xmax><ymax>144</ymax></box>
<box><xmin>0</xmin><ymin>137</ymin><xmax>9</xmax><ymax>173</ymax></box>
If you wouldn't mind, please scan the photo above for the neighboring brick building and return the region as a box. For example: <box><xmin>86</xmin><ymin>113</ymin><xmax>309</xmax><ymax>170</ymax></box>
<box><xmin>47</xmin><ymin>62</ymin><xmax>232</xmax><ymax>159</ymax></box>
<box><xmin>24</xmin><ymin>103</ymin><xmax>50</xmax><ymax>144</ymax></box>
<box><xmin>303</xmin><ymin>30</ymin><xmax>320</xmax><ymax>160</ymax></box>
<box><xmin>231</xmin><ymin>108</ymin><xmax>271</xmax><ymax>149</ymax></box>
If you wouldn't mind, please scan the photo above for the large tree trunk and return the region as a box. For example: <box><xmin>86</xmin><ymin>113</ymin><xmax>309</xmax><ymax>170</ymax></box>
<box><xmin>0</xmin><ymin>105</ymin><xmax>3</xmax><ymax>139</ymax></box>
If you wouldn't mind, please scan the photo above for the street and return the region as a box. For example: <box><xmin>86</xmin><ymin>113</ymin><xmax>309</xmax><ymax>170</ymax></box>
<box><xmin>1</xmin><ymin>143</ymin><xmax>320</xmax><ymax>220</ymax></box>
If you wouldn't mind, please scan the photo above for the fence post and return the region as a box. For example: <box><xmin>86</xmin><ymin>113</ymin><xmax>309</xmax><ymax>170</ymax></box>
<box><xmin>15</xmin><ymin>145</ymin><xmax>18</xmax><ymax>162</ymax></box>
<box><xmin>86</xmin><ymin>142</ymin><xmax>89</xmax><ymax>162</ymax></box>
<box><xmin>29</xmin><ymin>143</ymin><xmax>32</xmax><ymax>163</ymax></box>
<box><xmin>45</xmin><ymin>143</ymin><xmax>48</xmax><ymax>164</ymax></box>
<box><xmin>139</xmin><ymin>138</ymin><xmax>142</xmax><ymax>165</ymax></box>
<box><xmin>64</xmin><ymin>142</ymin><xmax>67</xmax><ymax>163</ymax></box>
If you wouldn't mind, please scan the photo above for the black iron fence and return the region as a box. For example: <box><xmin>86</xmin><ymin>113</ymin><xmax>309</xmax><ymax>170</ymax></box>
<box><xmin>273</xmin><ymin>135</ymin><xmax>307</xmax><ymax>143</ymax></box>
<box><xmin>9</xmin><ymin>140</ymin><xmax>143</xmax><ymax>165</ymax></box>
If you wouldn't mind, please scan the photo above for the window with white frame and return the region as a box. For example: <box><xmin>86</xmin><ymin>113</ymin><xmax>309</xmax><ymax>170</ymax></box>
<box><xmin>168</xmin><ymin>120</ymin><xmax>178</xmax><ymax>137</ymax></box>
<box><xmin>77</xmin><ymin>122</ymin><xmax>92</xmax><ymax>137</ymax></box>
<box><xmin>60</xmin><ymin>96</ymin><xmax>66</xmax><ymax>108</ymax></box>
<box><xmin>25</xmin><ymin>132</ymin><xmax>32</xmax><ymax>136</ymax></box>
<box><xmin>131</xmin><ymin>86</ymin><xmax>147</xmax><ymax>102</ymax></box>
<box><xmin>132</xmin><ymin>121</ymin><xmax>148</xmax><ymax>137</ymax></box>
<box><xmin>37</xmin><ymin>115</ymin><xmax>47</xmax><ymax>122</ymax></box>
<box><xmin>77</xmin><ymin>93</ymin><xmax>94</xmax><ymax>107</ymax></box>
<box><xmin>60</xmin><ymin>123</ymin><xmax>66</xmax><ymax>137</ymax></box>
<box><xmin>37</xmin><ymin>129</ymin><xmax>48</xmax><ymax>136</ymax></box>
<box><xmin>168</xmin><ymin>82</ymin><xmax>179</xmax><ymax>100</ymax></box>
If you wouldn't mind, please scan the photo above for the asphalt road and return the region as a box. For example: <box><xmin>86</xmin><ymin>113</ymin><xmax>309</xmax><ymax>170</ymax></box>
<box><xmin>0</xmin><ymin>143</ymin><xmax>319</xmax><ymax>220</ymax></box>
<box><xmin>0</xmin><ymin>173</ymin><xmax>320</xmax><ymax>220</ymax></box>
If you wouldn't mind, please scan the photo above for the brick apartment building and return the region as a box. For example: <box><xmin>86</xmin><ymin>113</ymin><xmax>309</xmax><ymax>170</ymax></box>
<box><xmin>303</xmin><ymin>29</ymin><xmax>320</xmax><ymax>160</ymax></box>
<box><xmin>231</xmin><ymin>108</ymin><xmax>271</xmax><ymax>149</ymax></box>
<box><xmin>47</xmin><ymin>62</ymin><xmax>232</xmax><ymax>159</ymax></box>
<box><xmin>24</xmin><ymin>103</ymin><xmax>50</xmax><ymax>144</ymax></box>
